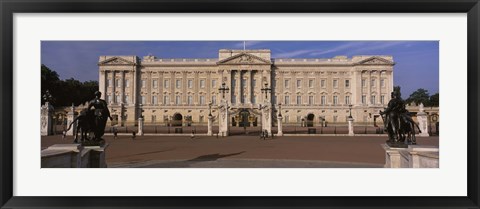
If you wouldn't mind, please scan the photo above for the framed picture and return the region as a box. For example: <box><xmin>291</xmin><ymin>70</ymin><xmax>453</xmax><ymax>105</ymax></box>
<box><xmin>1</xmin><ymin>0</ymin><xmax>479</xmax><ymax>208</ymax></box>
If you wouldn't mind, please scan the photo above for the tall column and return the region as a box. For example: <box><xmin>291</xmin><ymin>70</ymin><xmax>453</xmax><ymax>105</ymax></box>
<box><xmin>236</xmin><ymin>70</ymin><xmax>241</xmax><ymax>104</ymax></box>
<box><xmin>159</xmin><ymin>72</ymin><xmax>164</xmax><ymax>105</ymax></box>
<box><xmin>98</xmin><ymin>70</ymin><xmax>107</xmax><ymax>100</ymax></box>
<box><xmin>247</xmin><ymin>70</ymin><xmax>252</xmax><ymax>104</ymax></box>
<box><xmin>194</xmin><ymin>71</ymin><xmax>199</xmax><ymax>104</ymax></box>
<box><xmin>353</xmin><ymin>70</ymin><xmax>360</xmax><ymax>105</ymax></box>
<box><xmin>112</xmin><ymin>71</ymin><xmax>116</xmax><ymax>104</ymax></box>
<box><xmin>376</xmin><ymin>71</ymin><xmax>381</xmax><ymax>105</ymax></box>
<box><xmin>133</xmin><ymin>69</ymin><xmax>137</xmax><ymax>106</ymax></box>
<box><xmin>226</xmin><ymin>70</ymin><xmax>232</xmax><ymax>102</ymax></box>
<box><xmin>182</xmin><ymin>71</ymin><xmax>187</xmax><ymax>105</ymax></box>
<box><xmin>367</xmin><ymin>71</ymin><xmax>372</xmax><ymax>105</ymax></box>
<box><xmin>147</xmin><ymin>71</ymin><xmax>152</xmax><ymax>104</ymax></box>
<box><xmin>207</xmin><ymin>71</ymin><xmax>211</xmax><ymax>103</ymax></box>
<box><xmin>170</xmin><ymin>71</ymin><xmax>175</xmax><ymax>105</ymax></box>
<box><xmin>121</xmin><ymin>71</ymin><xmax>125</xmax><ymax>104</ymax></box>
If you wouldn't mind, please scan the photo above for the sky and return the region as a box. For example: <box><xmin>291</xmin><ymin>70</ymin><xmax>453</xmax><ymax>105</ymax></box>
<box><xmin>41</xmin><ymin>41</ymin><xmax>439</xmax><ymax>97</ymax></box>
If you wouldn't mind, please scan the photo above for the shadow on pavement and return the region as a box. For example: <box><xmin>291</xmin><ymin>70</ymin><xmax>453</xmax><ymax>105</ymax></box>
<box><xmin>187</xmin><ymin>151</ymin><xmax>246</xmax><ymax>162</ymax></box>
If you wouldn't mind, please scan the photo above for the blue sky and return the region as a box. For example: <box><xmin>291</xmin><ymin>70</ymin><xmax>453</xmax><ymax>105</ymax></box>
<box><xmin>41</xmin><ymin>41</ymin><xmax>439</xmax><ymax>97</ymax></box>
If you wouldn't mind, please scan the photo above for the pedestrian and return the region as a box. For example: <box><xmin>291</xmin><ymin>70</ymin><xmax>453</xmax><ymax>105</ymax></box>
<box><xmin>132</xmin><ymin>131</ymin><xmax>136</xmax><ymax>140</ymax></box>
<box><xmin>113</xmin><ymin>126</ymin><xmax>118</xmax><ymax>140</ymax></box>
<box><xmin>190</xmin><ymin>130</ymin><xmax>195</xmax><ymax>140</ymax></box>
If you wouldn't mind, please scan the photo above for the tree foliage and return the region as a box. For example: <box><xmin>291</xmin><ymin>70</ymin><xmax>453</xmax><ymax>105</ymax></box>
<box><xmin>41</xmin><ymin>64</ymin><xmax>98</xmax><ymax>106</ymax></box>
<box><xmin>405</xmin><ymin>88</ymin><xmax>439</xmax><ymax>107</ymax></box>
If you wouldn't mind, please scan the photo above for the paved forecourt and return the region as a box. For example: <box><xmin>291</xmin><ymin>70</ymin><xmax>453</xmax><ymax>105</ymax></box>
<box><xmin>41</xmin><ymin>135</ymin><xmax>439</xmax><ymax>168</ymax></box>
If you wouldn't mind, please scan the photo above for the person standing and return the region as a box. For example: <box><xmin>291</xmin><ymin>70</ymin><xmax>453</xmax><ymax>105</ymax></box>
<box><xmin>88</xmin><ymin>91</ymin><xmax>112</xmax><ymax>140</ymax></box>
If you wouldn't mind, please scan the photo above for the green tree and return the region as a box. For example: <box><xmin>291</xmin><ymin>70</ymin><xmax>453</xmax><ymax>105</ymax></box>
<box><xmin>429</xmin><ymin>93</ymin><xmax>439</xmax><ymax>107</ymax></box>
<box><xmin>41</xmin><ymin>65</ymin><xmax>98</xmax><ymax>106</ymax></box>
<box><xmin>406</xmin><ymin>88</ymin><xmax>431</xmax><ymax>106</ymax></box>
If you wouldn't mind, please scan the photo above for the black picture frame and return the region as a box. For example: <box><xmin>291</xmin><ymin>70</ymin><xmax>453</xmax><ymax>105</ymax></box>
<box><xmin>1</xmin><ymin>0</ymin><xmax>479</xmax><ymax>208</ymax></box>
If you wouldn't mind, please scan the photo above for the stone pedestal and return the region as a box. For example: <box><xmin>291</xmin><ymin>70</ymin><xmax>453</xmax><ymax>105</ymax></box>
<box><xmin>41</xmin><ymin>143</ymin><xmax>109</xmax><ymax>168</ymax></box>
<box><xmin>382</xmin><ymin>144</ymin><xmax>439</xmax><ymax>168</ymax></box>
<box><xmin>207</xmin><ymin>115</ymin><xmax>213</xmax><ymax>136</ymax></box>
<box><xmin>277</xmin><ymin>115</ymin><xmax>283</xmax><ymax>136</ymax></box>
<box><xmin>261</xmin><ymin>102</ymin><xmax>272</xmax><ymax>136</ymax></box>
<box><xmin>138</xmin><ymin>117</ymin><xmax>144</xmax><ymax>136</ymax></box>
<box><xmin>41</xmin><ymin>102</ymin><xmax>54</xmax><ymax>136</ymax></box>
<box><xmin>218</xmin><ymin>100</ymin><xmax>229</xmax><ymax>137</ymax></box>
<box><xmin>347</xmin><ymin>117</ymin><xmax>354</xmax><ymax>136</ymax></box>
<box><xmin>417</xmin><ymin>103</ymin><xmax>430</xmax><ymax>137</ymax></box>
<box><xmin>66</xmin><ymin>105</ymin><xmax>78</xmax><ymax>136</ymax></box>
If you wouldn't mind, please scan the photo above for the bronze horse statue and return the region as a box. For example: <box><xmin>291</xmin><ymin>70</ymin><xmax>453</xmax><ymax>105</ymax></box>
<box><xmin>63</xmin><ymin>109</ymin><xmax>95</xmax><ymax>143</ymax></box>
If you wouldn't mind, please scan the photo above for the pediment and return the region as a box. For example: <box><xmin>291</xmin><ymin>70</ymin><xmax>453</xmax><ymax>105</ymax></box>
<box><xmin>356</xmin><ymin>57</ymin><xmax>395</xmax><ymax>65</ymax></box>
<box><xmin>217</xmin><ymin>53</ymin><xmax>271</xmax><ymax>65</ymax></box>
<box><xmin>99</xmin><ymin>57</ymin><xmax>136</xmax><ymax>65</ymax></box>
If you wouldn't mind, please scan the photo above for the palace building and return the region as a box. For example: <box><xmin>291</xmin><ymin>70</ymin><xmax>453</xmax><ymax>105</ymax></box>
<box><xmin>98</xmin><ymin>49</ymin><xmax>394</xmax><ymax>127</ymax></box>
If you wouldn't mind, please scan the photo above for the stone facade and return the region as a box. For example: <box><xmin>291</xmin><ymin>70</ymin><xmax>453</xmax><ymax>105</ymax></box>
<box><xmin>98</xmin><ymin>49</ymin><xmax>394</xmax><ymax>127</ymax></box>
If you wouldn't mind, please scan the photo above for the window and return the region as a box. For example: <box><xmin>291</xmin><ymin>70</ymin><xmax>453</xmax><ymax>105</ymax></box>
<box><xmin>151</xmin><ymin>115</ymin><xmax>156</xmax><ymax>123</ymax></box>
<box><xmin>252</xmin><ymin>96</ymin><xmax>256</xmax><ymax>104</ymax></box>
<box><xmin>296</xmin><ymin>80</ymin><xmax>301</xmax><ymax>88</ymax></box>
<box><xmin>333</xmin><ymin>80</ymin><xmax>338</xmax><ymax>88</ymax></box>
<box><xmin>284</xmin><ymin>96</ymin><xmax>290</xmax><ymax>105</ymax></box>
<box><xmin>381</xmin><ymin>79</ymin><xmax>385</xmax><ymax>87</ymax></box>
<box><xmin>125</xmin><ymin>95</ymin><xmax>129</xmax><ymax>104</ymax></box>
<box><xmin>284</xmin><ymin>79</ymin><xmax>290</xmax><ymax>88</ymax></box>
<box><xmin>285</xmin><ymin>115</ymin><xmax>289</xmax><ymax>123</ymax></box>
<box><xmin>362</xmin><ymin>79</ymin><xmax>366</xmax><ymax>87</ymax></box>
<box><xmin>362</xmin><ymin>95</ymin><xmax>367</xmax><ymax>104</ymax></box>
<box><xmin>345</xmin><ymin>95</ymin><xmax>350</xmax><ymax>105</ymax></box>
<box><xmin>107</xmin><ymin>95</ymin><xmax>112</xmax><ymax>104</ymax></box>
<box><xmin>200</xmin><ymin>96</ymin><xmax>205</xmax><ymax>105</ymax></box>
<box><xmin>232</xmin><ymin>95</ymin><xmax>236</xmax><ymax>104</ymax></box>
<box><xmin>321</xmin><ymin>95</ymin><xmax>326</xmax><ymax>105</ymax></box>
<box><xmin>309</xmin><ymin>80</ymin><xmax>314</xmax><ymax>88</ymax></box>
<box><xmin>252</xmin><ymin>79</ymin><xmax>256</xmax><ymax>88</ymax></box>
<box><xmin>116</xmin><ymin>79</ymin><xmax>121</xmax><ymax>88</ymax></box>
<box><xmin>153</xmin><ymin>80</ymin><xmax>158</xmax><ymax>88</ymax></box>
<box><xmin>333</xmin><ymin>116</ymin><xmax>338</xmax><ymax>122</ymax></box>
<box><xmin>321</xmin><ymin>80</ymin><xmax>325</xmax><ymax>88</ymax></box>
<box><xmin>140</xmin><ymin>96</ymin><xmax>145</xmax><ymax>104</ymax></box>
<box><xmin>176</xmin><ymin>80</ymin><xmax>181</xmax><ymax>88</ymax></box>
<box><xmin>381</xmin><ymin>95</ymin><xmax>385</xmax><ymax>104</ymax></box>
<box><xmin>371</xmin><ymin>79</ymin><xmax>376</xmax><ymax>87</ymax></box>
<box><xmin>200</xmin><ymin>80</ymin><xmax>205</xmax><ymax>88</ymax></box>
<box><xmin>296</xmin><ymin>96</ymin><xmax>301</xmax><ymax>105</ymax></box>
<box><xmin>107</xmin><ymin>79</ymin><xmax>112</xmax><ymax>87</ymax></box>
<box><xmin>273</xmin><ymin>95</ymin><xmax>277</xmax><ymax>105</ymax></box>
<box><xmin>125</xmin><ymin>79</ymin><xmax>130</xmax><ymax>87</ymax></box>
<box><xmin>333</xmin><ymin>96</ymin><xmax>338</xmax><ymax>105</ymax></box>
<box><xmin>188</xmin><ymin>96</ymin><xmax>193</xmax><ymax>105</ymax></box>
<box><xmin>175</xmin><ymin>95</ymin><xmax>181</xmax><ymax>104</ymax></box>
<box><xmin>115</xmin><ymin>95</ymin><xmax>119</xmax><ymax>104</ymax></box>
<box><xmin>297</xmin><ymin>116</ymin><xmax>301</xmax><ymax>123</ymax></box>
<box><xmin>211</xmin><ymin>95</ymin><xmax>216</xmax><ymax>105</ymax></box>
<box><xmin>199</xmin><ymin>115</ymin><xmax>204</xmax><ymax>123</ymax></box>
<box><xmin>164</xmin><ymin>80</ymin><xmax>169</xmax><ymax>88</ymax></box>
<box><xmin>371</xmin><ymin>95</ymin><xmax>376</xmax><ymax>104</ymax></box>
<box><xmin>345</xmin><ymin>80</ymin><xmax>350</xmax><ymax>88</ymax></box>
<box><xmin>163</xmin><ymin>96</ymin><xmax>169</xmax><ymax>104</ymax></box>
<box><xmin>308</xmin><ymin>96</ymin><xmax>314</xmax><ymax>105</ymax></box>
<box><xmin>141</xmin><ymin>80</ymin><xmax>146</xmax><ymax>88</ymax></box>
<box><xmin>188</xmin><ymin>80</ymin><xmax>193</xmax><ymax>88</ymax></box>
<box><xmin>152</xmin><ymin>96</ymin><xmax>158</xmax><ymax>105</ymax></box>
<box><xmin>212</xmin><ymin>80</ymin><xmax>217</xmax><ymax>88</ymax></box>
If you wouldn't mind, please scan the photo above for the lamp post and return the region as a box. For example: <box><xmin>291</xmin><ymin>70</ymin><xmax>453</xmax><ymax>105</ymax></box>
<box><xmin>278</xmin><ymin>103</ymin><xmax>282</xmax><ymax>117</ymax></box>
<box><xmin>261</xmin><ymin>82</ymin><xmax>271</xmax><ymax>100</ymax></box>
<box><xmin>218</xmin><ymin>82</ymin><xmax>230</xmax><ymax>99</ymax></box>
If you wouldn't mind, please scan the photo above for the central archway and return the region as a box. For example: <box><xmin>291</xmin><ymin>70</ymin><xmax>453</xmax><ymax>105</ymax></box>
<box><xmin>306</xmin><ymin>113</ymin><xmax>315</xmax><ymax>127</ymax></box>
<box><xmin>172</xmin><ymin>113</ymin><xmax>183</xmax><ymax>126</ymax></box>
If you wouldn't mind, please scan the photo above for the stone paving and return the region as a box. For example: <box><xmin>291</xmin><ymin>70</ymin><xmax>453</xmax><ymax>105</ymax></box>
<box><xmin>41</xmin><ymin>135</ymin><xmax>439</xmax><ymax>168</ymax></box>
